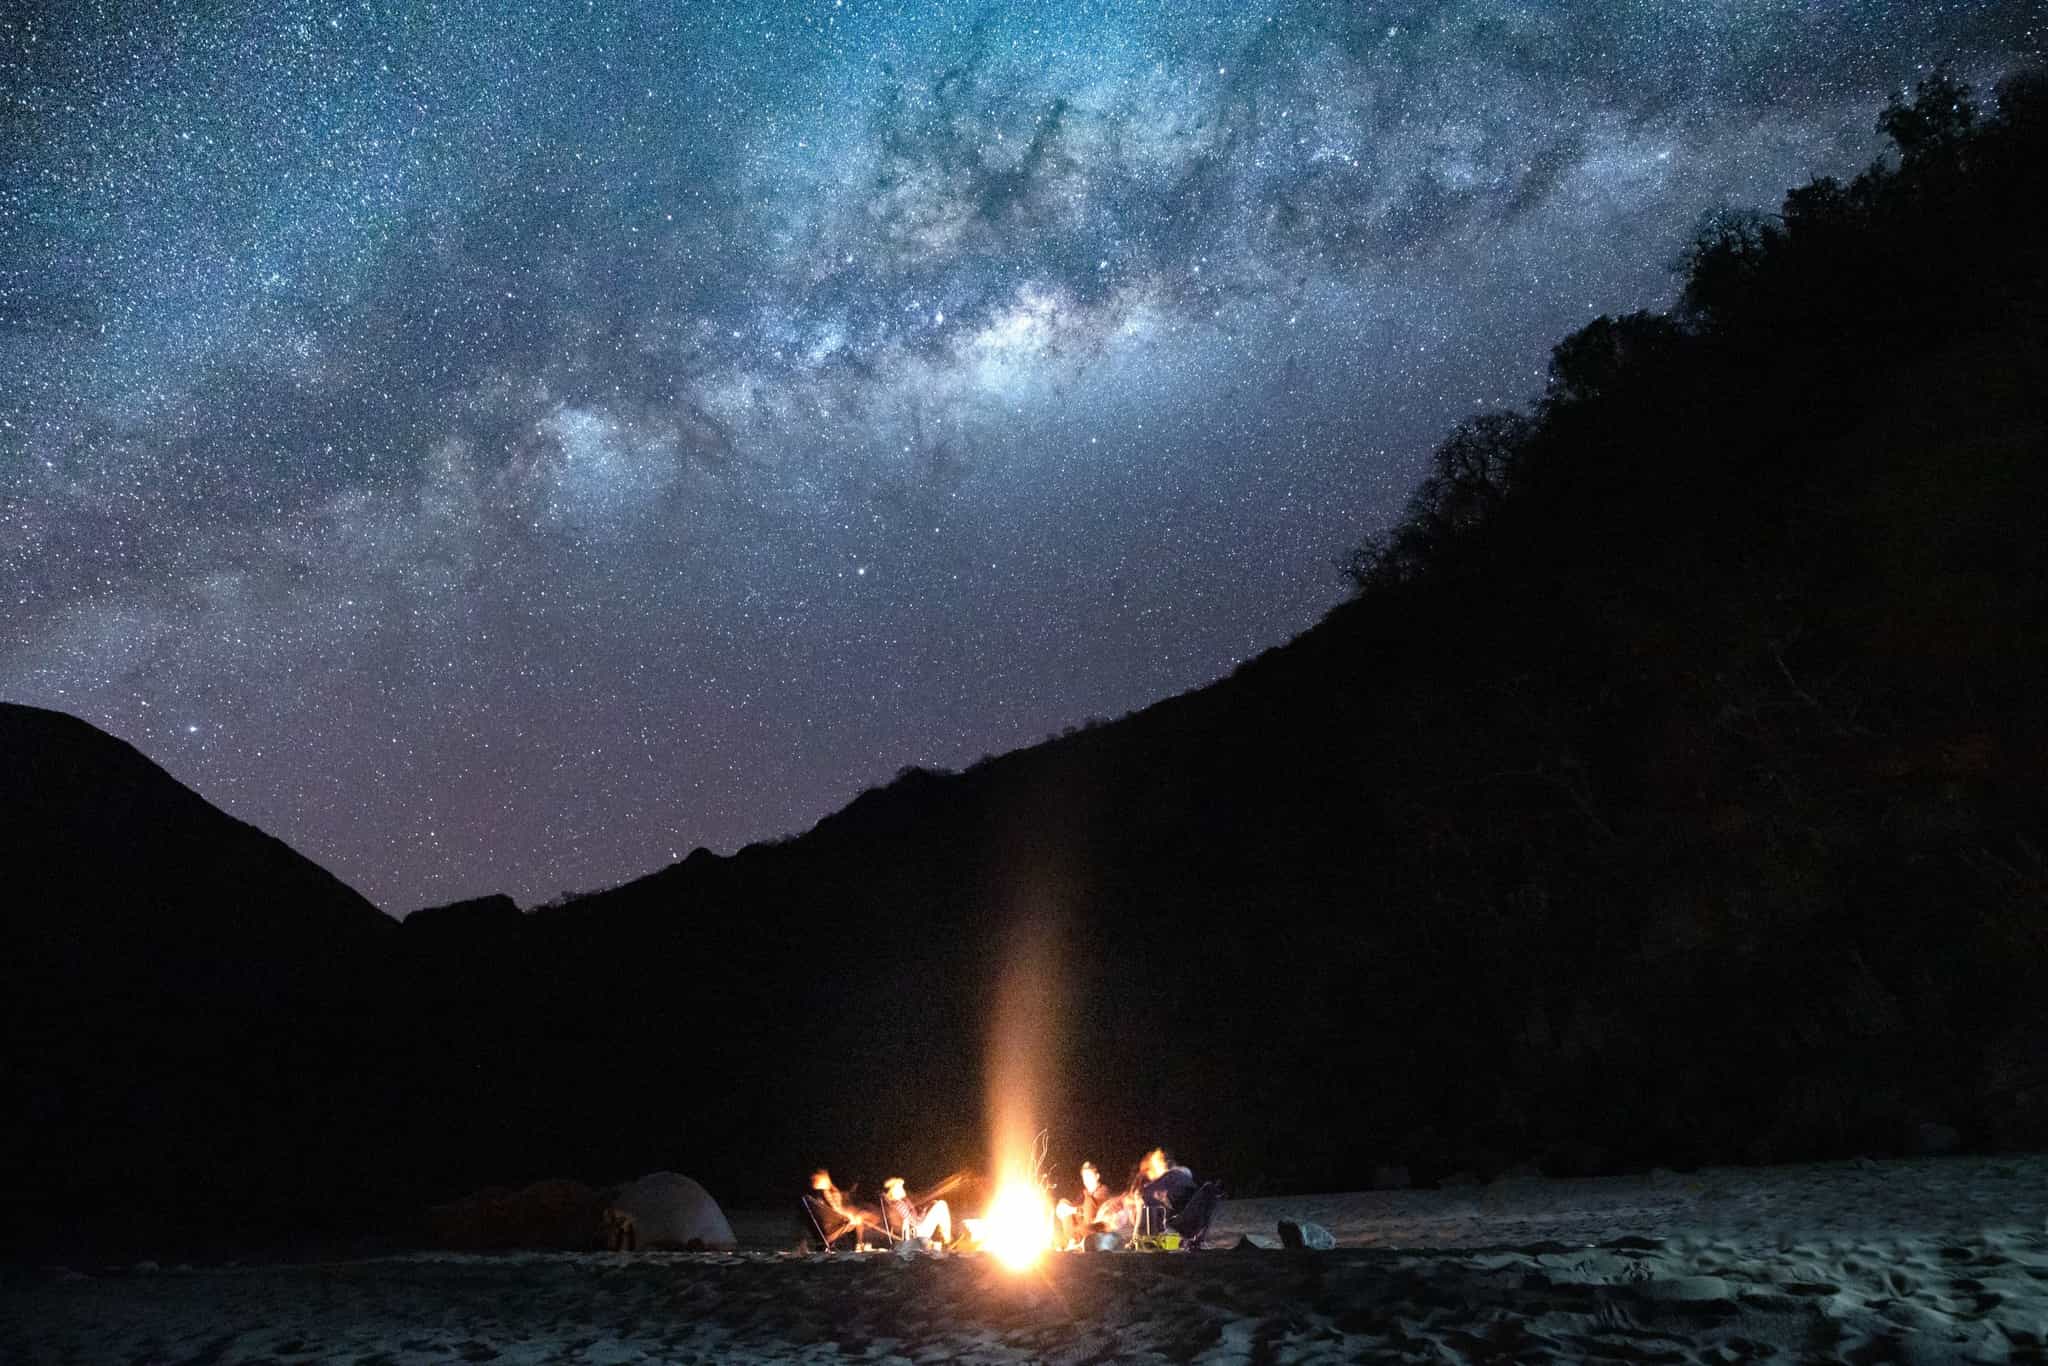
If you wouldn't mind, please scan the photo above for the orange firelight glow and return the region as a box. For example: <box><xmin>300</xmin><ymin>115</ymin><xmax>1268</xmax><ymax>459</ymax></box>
<box><xmin>981</xmin><ymin>911</ymin><xmax>1063</xmax><ymax>1272</ymax></box>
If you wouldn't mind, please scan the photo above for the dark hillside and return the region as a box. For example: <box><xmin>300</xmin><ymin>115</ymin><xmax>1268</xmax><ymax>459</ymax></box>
<box><xmin>0</xmin><ymin>702</ymin><xmax>399</xmax><ymax>1249</ymax></box>
<box><xmin>465</xmin><ymin>70</ymin><xmax>2046</xmax><ymax>1198</ymax></box>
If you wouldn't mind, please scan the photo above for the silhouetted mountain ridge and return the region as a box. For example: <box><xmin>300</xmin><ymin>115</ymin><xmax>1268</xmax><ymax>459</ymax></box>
<box><xmin>2</xmin><ymin>702</ymin><xmax>390</xmax><ymax>960</ymax></box>
<box><xmin>1</xmin><ymin>702</ymin><xmax>402</xmax><ymax>1253</ymax></box>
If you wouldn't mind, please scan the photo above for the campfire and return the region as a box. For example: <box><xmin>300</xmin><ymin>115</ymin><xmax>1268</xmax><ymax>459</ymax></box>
<box><xmin>962</xmin><ymin>1139</ymin><xmax>1058</xmax><ymax>1271</ymax></box>
<box><xmin>815</xmin><ymin>916</ymin><xmax>1070</xmax><ymax>1268</ymax></box>
<box><xmin>973</xmin><ymin>914</ymin><xmax>1062</xmax><ymax>1271</ymax></box>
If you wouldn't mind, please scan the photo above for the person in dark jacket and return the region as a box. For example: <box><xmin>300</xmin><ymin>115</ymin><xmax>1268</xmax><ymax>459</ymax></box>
<box><xmin>1137</xmin><ymin>1148</ymin><xmax>1195</xmax><ymax>1232</ymax></box>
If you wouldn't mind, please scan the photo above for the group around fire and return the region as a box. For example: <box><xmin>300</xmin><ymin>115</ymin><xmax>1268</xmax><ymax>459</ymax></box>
<box><xmin>804</xmin><ymin>1148</ymin><xmax>1222</xmax><ymax>1253</ymax></box>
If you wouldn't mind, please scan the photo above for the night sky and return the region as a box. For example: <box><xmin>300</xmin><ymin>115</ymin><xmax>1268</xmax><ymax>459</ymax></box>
<box><xmin>4</xmin><ymin>3</ymin><xmax>2037</xmax><ymax>913</ymax></box>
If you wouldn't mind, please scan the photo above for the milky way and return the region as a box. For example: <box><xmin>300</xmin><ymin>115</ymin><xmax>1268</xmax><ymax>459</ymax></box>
<box><xmin>4</xmin><ymin>1</ymin><xmax>2038</xmax><ymax>911</ymax></box>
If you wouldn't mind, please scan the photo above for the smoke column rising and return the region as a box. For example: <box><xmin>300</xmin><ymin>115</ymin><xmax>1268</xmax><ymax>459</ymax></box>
<box><xmin>986</xmin><ymin>913</ymin><xmax>1064</xmax><ymax>1190</ymax></box>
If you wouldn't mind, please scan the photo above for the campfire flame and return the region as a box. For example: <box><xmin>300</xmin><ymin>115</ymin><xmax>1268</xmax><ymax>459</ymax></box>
<box><xmin>982</xmin><ymin>913</ymin><xmax>1062</xmax><ymax>1271</ymax></box>
<box><xmin>980</xmin><ymin>1173</ymin><xmax>1054</xmax><ymax>1270</ymax></box>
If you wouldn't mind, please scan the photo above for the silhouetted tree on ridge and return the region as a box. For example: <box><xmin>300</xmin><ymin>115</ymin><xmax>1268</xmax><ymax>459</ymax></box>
<box><xmin>1314</xmin><ymin>65</ymin><xmax>2047</xmax><ymax>1174</ymax></box>
<box><xmin>1352</xmin><ymin>65</ymin><xmax>2045</xmax><ymax>602</ymax></box>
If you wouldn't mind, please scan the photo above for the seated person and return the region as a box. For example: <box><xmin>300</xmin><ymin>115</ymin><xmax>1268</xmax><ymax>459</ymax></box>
<box><xmin>1057</xmin><ymin>1161</ymin><xmax>1124</xmax><ymax>1245</ymax></box>
<box><xmin>1137</xmin><ymin>1147</ymin><xmax>1196</xmax><ymax>1233</ymax></box>
<box><xmin>805</xmin><ymin>1168</ymin><xmax>875</xmax><ymax>1251</ymax></box>
<box><xmin>1080</xmin><ymin>1161</ymin><xmax>1120</xmax><ymax>1225</ymax></box>
<box><xmin>880</xmin><ymin>1176</ymin><xmax>951</xmax><ymax>1246</ymax></box>
<box><xmin>1168</xmin><ymin>1177</ymin><xmax>1224</xmax><ymax>1248</ymax></box>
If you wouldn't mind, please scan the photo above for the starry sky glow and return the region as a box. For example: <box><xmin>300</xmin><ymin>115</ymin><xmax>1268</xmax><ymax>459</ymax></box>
<box><xmin>4</xmin><ymin>1</ymin><xmax>2038</xmax><ymax>911</ymax></box>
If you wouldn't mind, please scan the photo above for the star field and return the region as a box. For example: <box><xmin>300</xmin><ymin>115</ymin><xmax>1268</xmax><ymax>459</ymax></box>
<box><xmin>4</xmin><ymin>1</ymin><xmax>2039</xmax><ymax>911</ymax></box>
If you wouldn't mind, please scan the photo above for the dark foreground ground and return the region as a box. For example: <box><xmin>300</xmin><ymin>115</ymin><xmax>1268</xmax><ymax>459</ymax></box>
<box><xmin>5</xmin><ymin>1156</ymin><xmax>2045</xmax><ymax>1364</ymax></box>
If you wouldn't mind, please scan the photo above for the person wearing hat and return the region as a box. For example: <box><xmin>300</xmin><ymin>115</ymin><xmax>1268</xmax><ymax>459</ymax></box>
<box><xmin>880</xmin><ymin>1176</ymin><xmax>952</xmax><ymax>1246</ymax></box>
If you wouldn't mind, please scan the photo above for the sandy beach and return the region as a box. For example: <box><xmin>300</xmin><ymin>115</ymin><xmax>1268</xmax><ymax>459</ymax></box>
<box><xmin>6</xmin><ymin>1154</ymin><xmax>2045</xmax><ymax>1363</ymax></box>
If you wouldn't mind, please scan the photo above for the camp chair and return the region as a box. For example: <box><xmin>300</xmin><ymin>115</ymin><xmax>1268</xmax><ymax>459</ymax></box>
<box><xmin>1127</xmin><ymin>1198</ymin><xmax>1173</xmax><ymax>1251</ymax></box>
<box><xmin>1168</xmin><ymin>1180</ymin><xmax>1224</xmax><ymax>1250</ymax></box>
<box><xmin>800</xmin><ymin>1194</ymin><xmax>867</xmax><ymax>1252</ymax></box>
<box><xmin>876</xmin><ymin>1200</ymin><xmax>917</xmax><ymax>1247</ymax></box>
<box><xmin>1128</xmin><ymin>1180</ymin><xmax>1223</xmax><ymax>1251</ymax></box>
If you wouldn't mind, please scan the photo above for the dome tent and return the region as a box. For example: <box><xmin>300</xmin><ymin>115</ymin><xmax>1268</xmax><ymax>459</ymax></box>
<box><xmin>607</xmin><ymin>1171</ymin><xmax>737</xmax><ymax>1250</ymax></box>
